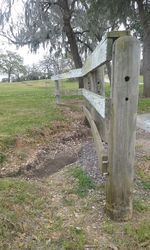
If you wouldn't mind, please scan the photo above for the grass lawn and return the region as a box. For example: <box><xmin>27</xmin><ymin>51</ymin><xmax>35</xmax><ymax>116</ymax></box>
<box><xmin>0</xmin><ymin>165</ymin><xmax>149</xmax><ymax>249</ymax></box>
<box><xmin>0</xmin><ymin>80</ymin><xmax>79</xmax><ymax>153</ymax></box>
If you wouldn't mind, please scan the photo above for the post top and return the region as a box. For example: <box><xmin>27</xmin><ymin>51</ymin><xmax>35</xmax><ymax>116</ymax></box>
<box><xmin>107</xmin><ymin>31</ymin><xmax>130</xmax><ymax>38</ymax></box>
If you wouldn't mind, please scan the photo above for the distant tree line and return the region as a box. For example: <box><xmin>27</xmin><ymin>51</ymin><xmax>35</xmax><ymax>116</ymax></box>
<box><xmin>0</xmin><ymin>50</ymin><xmax>72</xmax><ymax>82</ymax></box>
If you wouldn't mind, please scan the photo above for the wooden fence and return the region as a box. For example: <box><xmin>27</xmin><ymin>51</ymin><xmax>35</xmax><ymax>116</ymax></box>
<box><xmin>51</xmin><ymin>31</ymin><xmax>140</xmax><ymax>221</ymax></box>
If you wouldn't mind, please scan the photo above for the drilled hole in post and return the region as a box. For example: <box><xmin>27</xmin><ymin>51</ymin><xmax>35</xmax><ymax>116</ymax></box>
<box><xmin>97</xmin><ymin>81</ymin><xmax>100</xmax><ymax>84</ymax></box>
<box><xmin>125</xmin><ymin>97</ymin><xmax>129</xmax><ymax>101</ymax></box>
<box><xmin>125</xmin><ymin>76</ymin><xmax>130</xmax><ymax>82</ymax></box>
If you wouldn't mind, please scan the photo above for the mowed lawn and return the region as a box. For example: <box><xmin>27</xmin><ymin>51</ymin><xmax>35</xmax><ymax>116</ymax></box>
<box><xmin>0</xmin><ymin>80</ymin><xmax>78</xmax><ymax>152</ymax></box>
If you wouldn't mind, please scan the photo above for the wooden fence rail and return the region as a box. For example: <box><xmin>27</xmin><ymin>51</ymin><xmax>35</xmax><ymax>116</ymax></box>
<box><xmin>51</xmin><ymin>31</ymin><xmax>140</xmax><ymax>221</ymax></box>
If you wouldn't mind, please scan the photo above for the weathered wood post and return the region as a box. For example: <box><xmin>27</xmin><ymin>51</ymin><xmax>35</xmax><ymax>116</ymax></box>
<box><xmin>96</xmin><ymin>67</ymin><xmax>105</xmax><ymax>96</ymax></box>
<box><xmin>55</xmin><ymin>80</ymin><xmax>61</xmax><ymax>104</ymax></box>
<box><xmin>83</xmin><ymin>76</ymin><xmax>88</xmax><ymax>90</ymax></box>
<box><xmin>106</xmin><ymin>36</ymin><xmax>140</xmax><ymax>221</ymax></box>
<box><xmin>89</xmin><ymin>72</ymin><xmax>97</xmax><ymax>93</ymax></box>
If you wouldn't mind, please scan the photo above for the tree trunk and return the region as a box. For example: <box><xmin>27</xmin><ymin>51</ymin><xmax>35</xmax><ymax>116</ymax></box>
<box><xmin>143</xmin><ymin>30</ymin><xmax>150</xmax><ymax>97</ymax></box>
<box><xmin>8</xmin><ymin>70</ymin><xmax>11</xmax><ymax>83</ymax></box>
<box><xmin>137</xmin><ymin>0</ymin><xmax>150</xmax><ymax>97</ymax></box>
<box><xmin>62</xmin><ymin>0</ymin><xmax>84</xmax><ymax>88</ymax></box>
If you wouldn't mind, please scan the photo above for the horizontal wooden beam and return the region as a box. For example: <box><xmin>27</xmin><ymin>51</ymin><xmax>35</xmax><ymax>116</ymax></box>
<box><xmin>51</xmin><ymin>68</ymin><xmax>82</xmax><ymax>81</ymax></box>
<box><xmin>82</xmin><ymin>89</ymin><xmax>105</xmax><ymax>118</ymax></box>
<box><xmin>82</xmin><ymin>37</ymin><xmax>107</xmax><ymax>76</ymax></box>
<box><xmin>51</xmin><ymin>37</ymin><xmax>108</xmax><ymax>81</ymax></box>
<box><xmin>51</xmin><ymin>31</ymin><xmax>131</xmax><ymax>81</ymax></box>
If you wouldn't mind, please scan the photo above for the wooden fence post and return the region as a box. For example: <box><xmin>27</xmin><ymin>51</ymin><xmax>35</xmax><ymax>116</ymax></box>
<box><xmin>96</xmin><ymin>67</ymin><xmax>105</xmax><ymax>96</ymax></box>
<box><xmin>55</xmin><ymin>80</ymin><xmax>61</xmax><ymax>104</ymax></box>
<box><xmin>106</xmin><ymin>36</ymin><xmax>140</xmax><ymax>221</ymax></box>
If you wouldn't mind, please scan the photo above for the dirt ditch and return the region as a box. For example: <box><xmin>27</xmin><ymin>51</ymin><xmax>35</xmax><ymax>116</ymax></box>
<box><xmin>0</xmin><ymin>105</ymin><xmax>91</xmax><ymax>178</ymax></box>
<box><xmin>0</xmin><ymin>104</ymin><xmax>150</xmax><ymax>183</ymax></box>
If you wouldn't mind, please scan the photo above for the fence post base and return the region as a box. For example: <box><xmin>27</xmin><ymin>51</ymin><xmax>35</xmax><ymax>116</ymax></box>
<box><xmin>55</xmin><ymin>80</ymin><xmax>61</xmax><ymax>104</ymax></box>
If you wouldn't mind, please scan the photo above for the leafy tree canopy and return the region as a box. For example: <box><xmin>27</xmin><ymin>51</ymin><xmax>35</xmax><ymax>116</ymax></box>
<box><xmin>0</xmin><ymin>50</ymin><xmax>26</xmax><ymax>82</ymax></box>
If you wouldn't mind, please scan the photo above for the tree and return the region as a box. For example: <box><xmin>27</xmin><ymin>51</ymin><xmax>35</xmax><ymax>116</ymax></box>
<box><xmin>25</xmin><ymin>64</ymin><xmax>43</xmax><ymax>80</ymax></box>
<box><xmin>0</xmin><ymin>0</ymin><xmax>112</xmax><ymax>88</ymax></box>
<box><xmin>0</xmin><ymin>50</ymin><xmax>26</xmax><ymax>82</ymax></box>
<box><xmin>39</xmin><ymin>53</ymin><xmax>74</xmax><ymax>78</ymax></box>
<box><xmin>89</xmin><ymin>0</ymin><xmax>150</xmax><ymax>97</ymax></box>
<box><xmin>0</xmin><ymin>0</ymin><xmax>84</xmax><ymax>86</ymax></box>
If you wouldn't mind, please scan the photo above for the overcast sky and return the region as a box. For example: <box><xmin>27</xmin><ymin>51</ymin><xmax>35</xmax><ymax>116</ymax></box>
<box><xmin>0</xmin><ymin>35</ymin><xmax>49</xmax><ymax>66</ymax></box>
<box><xmin>0</xmin><ymin>34</ymin><xmax>49</xmax><ymax>80</ymax></box>
<box><xmin>0</xmin><ymin>0</ymin><xmax>49</xmax><ymax>67</ymax></box>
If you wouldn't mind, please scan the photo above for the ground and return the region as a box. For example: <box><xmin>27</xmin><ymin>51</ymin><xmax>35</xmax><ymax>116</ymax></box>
<box><xmin>0</xmin><ymin>103</ymin><xmax>150</xmax><ymax>249</ymax></box>
<box><xmin>0</xmin><ymin>81</ymin><xmax>150</xmax><ymax>249</ymax></box>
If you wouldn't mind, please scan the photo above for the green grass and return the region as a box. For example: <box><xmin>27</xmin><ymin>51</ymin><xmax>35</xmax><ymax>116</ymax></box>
<box><xmin>138</xmin><ymin>168</ymin><xmax>150</xmax><ymax>190</ymax></box>
<box><xmin>138</xmin><ymin>98</ymin><xmax>150</xmax><ymax>113</ymax></box>
<box><xmin>0</xmin><ymin>79</ymin><xmax>149</xmax><ymax>153</ymax></box>
<box><xmin>0</xmin><ymin>152</ymin><xmax>6</xmax><ymax>164</ymax></box>
<box><xmin>72</xmin><ymin>167</ymin><xmax>96</xmax><ymax>198</ymax></box>
<box><xmin>105</xmin><ymin>83</ymin><xmax>110</xmax><ymax>97</ymax></box>
<box><xmin>0</xmin><ymin>80</ymin><xmax>79</xmax><ymax>152</ymax></box>
<box><xmin>124</xmin><ymin>221</ymin><xmax>150</xmax><ymax>243</ymax></box>
<box><xmin>0</xmin><ymin>81</ymin><xmax>56</xmax><ymax>149</ymax></box>
<box><xmin>142</xmin><ymin>181</ymin><xmax>150</xmax><ymax>190</ymax></box>
<box><xmin>0</xmin><ymin>178</ymin><xmax>44</xmax><ymax>248</ymax></box>
<box><xmin>133</xmin><ymin>199</ymin><xmax>149</xmax><ymax>212</ymax></box>
<box><xmin>60</xmin><ymin>80</ymin><xmax>79</xmax><ymax>90</ymax></box>
<box><xmin>103</xmin><ymin>221</ymin><xmax>114</xmax><ymax>234</ymax></box>
<box><xmin>0</xmin><ymin>79</ymin><xmax>149</xmax><ymax>249</ymax></box>
<box><xmin>0</xmin><ymin>176</ymin><xmax>87</xmax><ymax>249</ymax></box>
<box><xmin>139</xmin><ymin>75</ymin><xmax>143</xmax><ymax>84</ymax></box>
<box><xmin>103</xmin><ymin>219</ymin><xmax>150</xmax><ymax>249</ymax></box>
<box><xmin>63</xmin><ymin>227</ymin><xmax>86</xmax><ymax>250</ymax></box>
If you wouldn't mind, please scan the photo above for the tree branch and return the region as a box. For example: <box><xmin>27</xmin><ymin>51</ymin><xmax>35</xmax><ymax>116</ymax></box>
<box><xmin>71</xmin><ymin>0</ymin><xmax>77</xmax><ymax>12</ymax></box>
<box><xmin>0</xmin><ymin>31</ymin><xmax>31</xmax><ymax>46</ymax></box>
<box><xmin>74</xmin><ymin>30</ymin><xmax>89</xmax><ymax>35</ymax></box>
<box><xmin>76</xmin><ymin>37</ymin><xmax>93</xmax><ymax>52</ymax></box>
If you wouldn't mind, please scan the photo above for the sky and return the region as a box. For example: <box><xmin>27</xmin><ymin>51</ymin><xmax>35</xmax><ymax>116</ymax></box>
<box><xmin>0</xmin><ymin>36</ymin><xmax>49</xmax><ymax>80</ymax></box>
<box><xmin>0</xmin><ymin>0</ymin><xmax>49</xmax><ymax>68</ymax></box>
<box><xmin>0</xmin><ymin>0</ymin><xmax>142</xmax><ymax>80</ymax></box>
<box><xmin>0</xmin><ymin>37</ymin><xmax>48</xmax><ymax>65</ymax></box>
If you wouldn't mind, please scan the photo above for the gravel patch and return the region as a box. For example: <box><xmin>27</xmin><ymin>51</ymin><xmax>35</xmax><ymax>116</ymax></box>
<box><xmin>77</xmin><ymin>139</ymin><xmax>106</xmax><ymax>184</ymax></box>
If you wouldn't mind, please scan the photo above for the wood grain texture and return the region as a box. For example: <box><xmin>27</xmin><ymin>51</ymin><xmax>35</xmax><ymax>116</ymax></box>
<box><xmin>51</xmin><ymin>37</ymin><xmax>108</xmax><ymax>81</ymax></box>
<box><xmin>106</xmin><ymin>36</ymin><xmax>140</xmax><ymax>221</ymax></box>
<box><xmin>52</xmin><ymin>31</ymin><xmax>131</xmax><ymax>81</ymax></box>
<box><xmin>83</xmin><ymin>106</ymin><xmax>105</xmax><ymax>173</ymax></box>
<box><xmin>82</xmin><ymin>89</ymin><xmax>105</xmax><ymax>119</ymax></box>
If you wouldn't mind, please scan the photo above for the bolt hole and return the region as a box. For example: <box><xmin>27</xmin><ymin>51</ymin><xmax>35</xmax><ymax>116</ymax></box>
<box><xmin>97</xmin><ymin>81</ymin><xmax>100</xmax><ymax>84</ymax></box>
<box><xmin>125</xmin><ymin>97</ymin><xmax>129</xmax><ymax>101</ymax></box>
<box><xmin>125</xmin><ymin>76</ymin><xmax>130</xmax><ymax>82</ymax></box>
